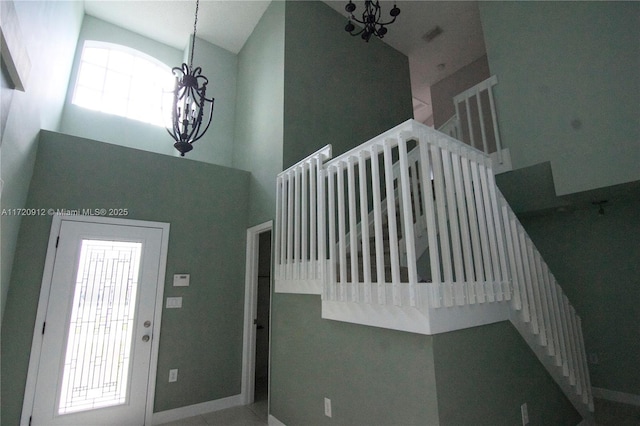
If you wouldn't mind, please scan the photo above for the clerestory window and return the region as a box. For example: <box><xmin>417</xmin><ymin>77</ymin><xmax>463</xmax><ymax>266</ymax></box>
<box><xmin>72</xmin><ymin>41</ymin><xmax>174</xmax><ymax>127</ymax></box>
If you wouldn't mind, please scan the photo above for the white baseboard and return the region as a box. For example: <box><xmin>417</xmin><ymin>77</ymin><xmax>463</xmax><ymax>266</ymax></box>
<box><xmin>592</xmin><ymin>387</ymin><xmax>640</xmax><ymax>407</ymax></box>
<box><xmin>268</xmin><ymin>414</ymin><xmax>287</xmax><ymax>426</ymax></box>
<box><xmin>152</xmin><ymin>394</ymin><xmax>244</xmax><ymax>424</ymax></box>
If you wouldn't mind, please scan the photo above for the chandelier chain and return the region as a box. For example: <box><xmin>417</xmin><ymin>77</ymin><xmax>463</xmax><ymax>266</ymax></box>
<box><xmin>189</xmin><ymin>0</ymin><xmax>200</xmax><ymax>68</ymax></box>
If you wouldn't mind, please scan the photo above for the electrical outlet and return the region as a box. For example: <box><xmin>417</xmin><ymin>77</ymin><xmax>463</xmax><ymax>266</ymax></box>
<box><xmin>324</xmin><ymin>397</ymin><xmax>332</xmax><ymax>418</ymax></box>
<box><xmin>169</xmin><ymin>369</ymin><xmax>178</xmax><ymax>382</ymax></box>
<box><xmin>521</xmin><ymin>402</ymin><xmax>529</xmax><ymax>425</ymax></box>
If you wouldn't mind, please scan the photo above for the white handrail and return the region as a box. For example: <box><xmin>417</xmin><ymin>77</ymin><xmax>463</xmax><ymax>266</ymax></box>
<box><xmin>274</xmin><ymin>119</ymin><xmax>592</xmax><ymax>414</ymax></box>
<box><xmin>452</xmin><ymin>75</ymin><xmax>503</xmax><ymax>163</ymax></box>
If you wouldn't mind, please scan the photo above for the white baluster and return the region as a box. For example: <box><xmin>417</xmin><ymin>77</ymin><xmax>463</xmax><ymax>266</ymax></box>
<box><xmin>347</xmin><ymin>157</ymin><xmax>359</xmax><ymax>301</ymax></box>
<box><xmin>418</xmin><ymin>137</ymin><xmax>440</xmax><ymax>308</ymax></box>
<box><xmin>337</xmin><ymin>164</ymin><xmax>347</xmax><ymax>301</ymax></box>
<box><xmin>370</xmin><ymin>145</ymin><xmax>386</xmax><ymax>305</ymax></box>
<box><xmin>383</xmin><ymin>140</ymin><xmax>401</xmax><ymax>306</ymax></box>
<box><xmin>398</xmin><ymin>136</ymin><xmax>418</xmax><ymax>306</ymax></box>
<box><xmin>358</xmin><ymin>152</ymin><xmax>372</xmax><ymax>303</ymax></box>
<box><xmin>327</xmin><ymin>167</ymin><xmax>337</xmax><ymax>301</ymax></box>
<box><xmin>431</xmin><ymin>142</ymin><xmax>454</xmax><ymax>307</ymax></box>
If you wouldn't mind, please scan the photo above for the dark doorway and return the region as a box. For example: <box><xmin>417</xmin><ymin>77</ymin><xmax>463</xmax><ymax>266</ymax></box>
<box><xmin>254</xmin><ymin>230</ymin><xmax>271</xmax><ymax>402</ymax></box>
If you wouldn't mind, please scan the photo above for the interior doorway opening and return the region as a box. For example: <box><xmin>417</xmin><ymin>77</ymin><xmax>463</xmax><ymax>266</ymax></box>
<box><xmin>254</xmin><ymin>230</ymin><xmax>271</xmax><ymax>403</ymax></box>
<box><xmin>242</xmin><ymin>220</ymin><xmax>272</xmax><ymax>416</ymax></box>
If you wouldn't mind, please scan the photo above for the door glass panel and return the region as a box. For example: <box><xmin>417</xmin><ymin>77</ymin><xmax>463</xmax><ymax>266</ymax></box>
<box><xmin>58</xmin><ymin>240</ymin><xmax>142</xmax><ymax>415</ymax></box>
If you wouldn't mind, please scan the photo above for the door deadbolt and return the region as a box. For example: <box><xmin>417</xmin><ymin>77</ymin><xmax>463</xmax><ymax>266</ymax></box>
<box><xmin>142</xmin><ymin>335</ymin><xmax>150</xmax><ymax>342</ymax></box>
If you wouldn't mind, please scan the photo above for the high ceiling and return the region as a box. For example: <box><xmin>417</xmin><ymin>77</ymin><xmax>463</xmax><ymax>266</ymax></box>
<box><xmin>83</xmin><ymin>1</ymin><xmax>487</xmax><ymax>124</ymax></box>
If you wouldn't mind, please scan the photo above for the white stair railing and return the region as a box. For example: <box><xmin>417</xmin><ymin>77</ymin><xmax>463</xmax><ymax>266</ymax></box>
<box><xmin>274</xmin><ymin>145</ymin><xmax>331</xmax><ymax>294</ymax></box>
<box><xmin>273</xmin><ymin>119</ymin><xmax>592</xmax><ymax>418</ymax></box>
<box><xmin>452</xmin><ymin>75</ymin><xmax>504</xmax><ymax>164</ymax></box>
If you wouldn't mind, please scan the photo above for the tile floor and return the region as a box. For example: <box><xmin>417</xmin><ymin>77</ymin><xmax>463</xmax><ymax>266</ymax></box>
<box><xmin>157</xmin><ymin>399</ymin><xmax>268</xmax><ymax>426</ymax></box>
<box><xmin>158</xmin><ymin>395</ymin><xmax>640</xmax><ymax>425</ymax></box>
<box><xmin>158</xmin><ymin>378</ymin><xmax>269</xmax><ymax>426</ymax></box>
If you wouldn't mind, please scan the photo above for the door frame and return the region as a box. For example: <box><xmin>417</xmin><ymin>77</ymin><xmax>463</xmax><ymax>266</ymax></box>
<box><xmin>241</xmin><ymin>220</ymin><xmax>272</xmax><ymax>405</ymax></box>
<box><xmin>21</xmin><ymin>214</ymin><xmax>170</xmax><ymax>426</ymax></box>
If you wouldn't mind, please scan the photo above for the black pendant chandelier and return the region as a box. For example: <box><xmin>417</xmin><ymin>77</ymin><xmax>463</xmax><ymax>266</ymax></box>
<box><xmin>167</xmin><ymin>0</ymin><xmax>214</xmax><ymax>157</ymax></box>
<box><xmin>344</xmin><ymin>1</ymin><xmax>401</xmax><ymax>42</ymax></box>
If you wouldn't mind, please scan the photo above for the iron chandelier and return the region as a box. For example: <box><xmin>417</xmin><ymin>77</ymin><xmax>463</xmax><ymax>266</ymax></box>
<box><xmin>167</xmin><ymin>0</ymin><xmax>214</xmax><ymax>156</ymax></box>
<box><xmin>344</xmin><ymin>0</ymin><xmax>401</xmax><ymax>42</ymax></box>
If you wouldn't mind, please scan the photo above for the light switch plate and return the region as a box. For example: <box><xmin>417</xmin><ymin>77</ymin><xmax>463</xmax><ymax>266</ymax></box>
<box><xmin>166</xmin><ymin>297</ymin><xmax>183</xmax><ymax>308</ymax></box>
<box><xmin>173</xmin><ymin>274</ymin><xmax>190</xmax><ymax>287</ymax></box>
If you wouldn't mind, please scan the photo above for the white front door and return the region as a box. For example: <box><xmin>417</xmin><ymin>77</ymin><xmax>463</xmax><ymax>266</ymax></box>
<box><xmin>23</xmin><ymin>216</ymin><xmax>169</xmax><ymax>426</ymax></box>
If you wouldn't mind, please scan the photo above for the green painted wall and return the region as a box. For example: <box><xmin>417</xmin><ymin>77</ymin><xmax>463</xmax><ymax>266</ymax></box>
<box><xmin>520</xmin><ymin>196</ymin><xmax>640</xmax><ymax>396</ymax></box>
<box><xmin>1</xmin><ymin>0</ymin><xmax>83</xmax><ymax>323</ymax></box>
<box><xmin>233</xmin><ymin>1</ymin><xmax>285</xmax><ymax>226</ymax></box>
<box><xmin>0</xmin><ymin>131</ymin><xmax>250</xmax><ymax>424</ymax></box>
<box><xmin>270</xmin><ymin>2</ymin><xmax>439</xmax><ymax>424</ymax></box>
<box><xmin>270</xmin><ymin>295</ymin><xmax>440</xmax><ymax>426</ymax></box>
<box><xmin>434</xmin><ymin>321</ymin><xmax>581</xmax><ymax>425</ymax></box>
<box><xmin>59</xmin><ymin>15</ymin><xmax>239</xmax><ymax>167</ymax></box>
<box><xmin>282</xmin><ymin>1</ymin><xmax>413</xmax><ymax>169</ymax></box>
<box><xmin>479</xmin><ymin>1</ymin><xmax>640</xmax><ymax>196</ymax></box>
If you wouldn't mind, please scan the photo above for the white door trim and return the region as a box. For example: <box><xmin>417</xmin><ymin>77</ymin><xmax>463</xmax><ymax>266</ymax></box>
<box><xmin>21</xmin><ymin>214</ymin><xmax>170</xmax><ymax>426</ymax></box>
<box><xmin>241</xmin><ymin>221</ymin><xmax>272</xmax><ymax>406</ymax></box>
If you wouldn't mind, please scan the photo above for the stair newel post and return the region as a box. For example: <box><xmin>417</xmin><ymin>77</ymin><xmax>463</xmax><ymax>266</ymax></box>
<box><xmin>327</xmin><ymin>166</ymin><xmax>337</xmax><ymax>302</ymax></box>
<box><xmin>369</xmin><ymin>144</ymin><xmax>386</xmax><ymax>305</ymax></box>
<box><xmin>336</xmin><ymin>162</ymin><xmax>348</xmax><ymax>301</ymax></box>
<box><xmin>397</xmin><ymin>133</ymin><xmax>418</xmax><ymax>307</ymax></box>
<box><xmin>383</xmin><ymin>139</ymin><xmax>402</xmax><ymax>306</ymax></box>
<box><xmin>347</xmin><ymin>157</ymin><xmax>360</xmax><ymax>302</ymax></box>
<box><xmin>358</xmin><ymin>151</ymin><xmax>372</xmax><ymax>303</ymax></box>
<box><xmin>418</xmin><ymin>132</ymin><xmax>441</xmax><ymax>308</ymax></box>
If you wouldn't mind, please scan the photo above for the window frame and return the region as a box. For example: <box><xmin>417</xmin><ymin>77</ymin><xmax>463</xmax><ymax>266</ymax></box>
<box><xmin>71</xmin><ymin>40</ymin><xmax>174</xmax><ymax>127</ymax></box>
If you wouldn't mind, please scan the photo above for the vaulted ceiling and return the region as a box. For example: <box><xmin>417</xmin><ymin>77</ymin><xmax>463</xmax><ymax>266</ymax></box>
<box><xmin>83</xmin><ymin>1</ymin><xmax>487</xmax><ymax>124</ymax></box>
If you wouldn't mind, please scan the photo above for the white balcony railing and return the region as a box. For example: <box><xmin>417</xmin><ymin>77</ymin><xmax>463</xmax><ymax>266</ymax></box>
<box><xmin>273</xmin><ymin>119</ymin><xmax>593</xmax><ymax>418</ymax></box>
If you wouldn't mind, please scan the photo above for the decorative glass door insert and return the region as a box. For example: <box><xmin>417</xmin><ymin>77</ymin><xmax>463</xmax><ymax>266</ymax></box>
<box><xmin>58</xmin><ymin>240</ymin><xmax>142</xmax><ymax>415</ymax></box>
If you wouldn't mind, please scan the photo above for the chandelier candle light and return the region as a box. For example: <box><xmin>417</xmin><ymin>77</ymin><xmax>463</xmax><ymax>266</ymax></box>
<box><xmin>167</xmin><ymin>0</ymin><xmax>214</xmax><ymax>156</ymax></box>
<box><xmin>344</xmin><ymin>0</ymin><xmax>401</xmax><ymax>42</ymax></box>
